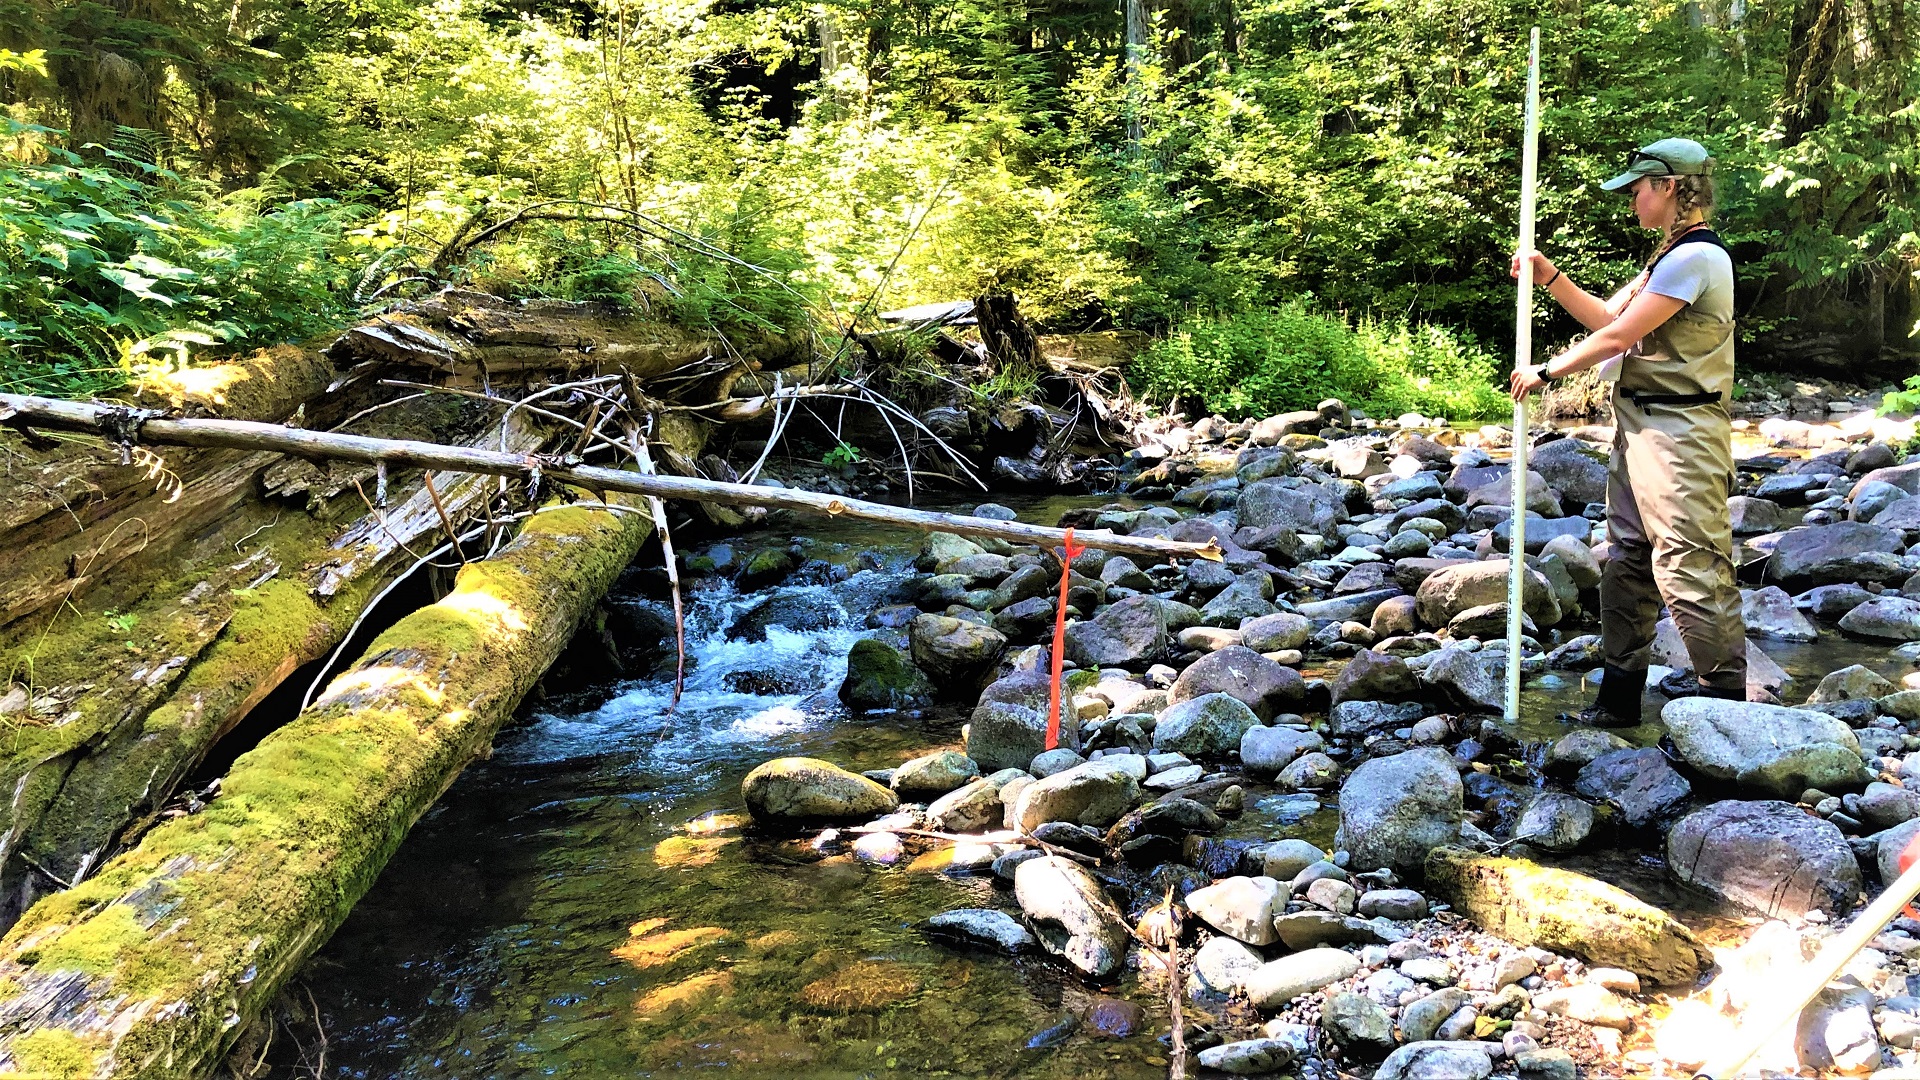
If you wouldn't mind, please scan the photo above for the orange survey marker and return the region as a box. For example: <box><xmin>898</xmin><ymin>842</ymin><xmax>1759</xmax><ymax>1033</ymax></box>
<box><xmin>1046</xmin><ymin>528</ymin><xmax>1087</xmax><ymax>751</ymax></box>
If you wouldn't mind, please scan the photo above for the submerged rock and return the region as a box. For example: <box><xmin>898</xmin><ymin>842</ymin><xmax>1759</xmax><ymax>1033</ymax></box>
<box><xmin>1014</xmin><ymin>855</ymin><xmax>1131</xmax><ymax>979</ymax></box>
<box><xmin>1424</xmin><ymin>846</ymin><xmax>1711</xmax><ymax>986</ymax></box>
<box><xmin>922</xmin><ymin>908</ymin><xmax>1037</xmax><ymax>954</ymax></box>
<box><xmin>742</xmin><ymin>757</ymin><xmax>899</xmax><ymax>824</ymax></box>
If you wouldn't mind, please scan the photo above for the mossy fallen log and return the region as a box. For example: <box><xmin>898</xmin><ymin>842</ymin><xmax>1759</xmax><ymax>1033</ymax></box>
<box><xmin>0</xmin><ymin>395</ymin><xmax>546</xmax><ymax>927</ymax></box>
<box><xmin>0</xmin><ymin>496</ymin><xmax>653</xmax><ymax>1079</ymax></box>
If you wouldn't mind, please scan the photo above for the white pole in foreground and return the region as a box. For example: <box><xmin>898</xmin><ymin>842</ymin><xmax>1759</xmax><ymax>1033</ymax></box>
<box><xmin>1506</xmin><ymin>27</ymin><xmax>1542</xmax><ymax>724</ymax></box>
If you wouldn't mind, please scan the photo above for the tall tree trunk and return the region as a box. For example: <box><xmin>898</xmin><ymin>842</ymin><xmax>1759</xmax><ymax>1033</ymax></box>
<box><xmin>1783</xmin><ymin>0</ymin><xmax>1845</xmax><ymax>144</ymax></box>
<box><xmin>1125</xmin><ymin>0</ymin><xmax>1148</xmax><ymax>146</ymax></box>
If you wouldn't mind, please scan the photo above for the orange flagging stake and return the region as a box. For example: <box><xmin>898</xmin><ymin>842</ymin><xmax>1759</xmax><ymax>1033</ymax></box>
<box><xmin>1046</xmin><ymin>527</ymin><xmax>1088</xmax><ymax>751</ymax></box>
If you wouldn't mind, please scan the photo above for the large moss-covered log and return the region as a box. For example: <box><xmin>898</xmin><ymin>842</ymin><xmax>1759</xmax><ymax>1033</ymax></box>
<box><xmin>1424</xmin><ymin>846</ymin><xmax>1712</xmax><ymax>987</ymax></box>
<box><xmin>0</xmin><ymin>354</ymin><xmax>547</xmax><ymax>925</ymax></box>
<box><xmin>0</xmin><ymin>496</ymin><xmax>652</xmax><ymax>1079</ymax></box>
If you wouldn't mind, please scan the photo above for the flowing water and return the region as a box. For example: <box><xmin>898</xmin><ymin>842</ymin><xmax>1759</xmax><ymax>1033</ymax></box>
<box><xmin>265</xmin><ymin>492</ymin><xmax>1907</xmax><ymax>1079</ymax></box>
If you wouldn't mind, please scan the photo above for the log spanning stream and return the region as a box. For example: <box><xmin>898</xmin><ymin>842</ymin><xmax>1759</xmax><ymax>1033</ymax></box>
<box><xmin>252</xmin><ymin>495</ymin><xmax>1894</xmax><ymax>1079</ymax></box>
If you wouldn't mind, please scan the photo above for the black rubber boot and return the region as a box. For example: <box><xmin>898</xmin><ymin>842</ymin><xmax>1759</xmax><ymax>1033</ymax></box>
<box><xmin>1561</xmin><ymin>664</ymin><xmax>1647</xmax><ymax>728</ymax></box>
<box><xmin>1697</xmin><ymin>683</ymin><xmax>1746</xmax><ymax>701</ymax></box>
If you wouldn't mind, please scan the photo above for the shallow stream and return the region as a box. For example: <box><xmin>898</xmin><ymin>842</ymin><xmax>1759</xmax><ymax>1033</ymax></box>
<box><xmin>266</xmin><ymin>494</ymin><xmax>1908</xmax><ymax>1079</ymax></box>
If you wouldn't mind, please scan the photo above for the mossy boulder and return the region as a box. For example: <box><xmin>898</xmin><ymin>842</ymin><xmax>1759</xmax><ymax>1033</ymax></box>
<box><xmin>839</xmin><ymin>638</ymin><xmax>933</xmax><ymax>711</ymax></box>
<box><xmin>742</xmin><ymin>757</ymin><xmax>899</xmax><ymax>824</ymax></box>
<box><xmin>1424</xmin><ymin>846</ymin><xmax>1711</xmax><ymax>986</ymax></box>
<box><xmin>738</xmin><ymin>547</ymin><xmax>797</xmax><ymax>589</ymax></box>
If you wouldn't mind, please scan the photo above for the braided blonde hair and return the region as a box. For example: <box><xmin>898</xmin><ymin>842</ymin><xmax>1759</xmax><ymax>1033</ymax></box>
<box><xmin>1664</xmin><ymin>173</ymin><xmax>1715</xmax><ymax>237</ymax></box>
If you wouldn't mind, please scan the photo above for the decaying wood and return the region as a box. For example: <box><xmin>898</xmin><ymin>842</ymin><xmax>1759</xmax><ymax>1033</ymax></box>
<box><xmin>0</xmin><ymin>394</ymin><xmax>1225</xmax><ymax>563</ymax></box>
<box><xmin>0</xmin><ymin>495</ymin><xmax>656</xmax><ymax>1080</ymax></box>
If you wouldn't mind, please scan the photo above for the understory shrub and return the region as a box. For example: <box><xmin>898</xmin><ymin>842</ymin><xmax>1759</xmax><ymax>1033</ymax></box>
<box><xmin>0</xmin><ymin>122</ymin><xmax>365</xmax><ymax>398</ymax></box>
<box><xmin>1129</xmin><ymin>304</ymin><xmax>1510</xmax><ymax>422</ymax></box>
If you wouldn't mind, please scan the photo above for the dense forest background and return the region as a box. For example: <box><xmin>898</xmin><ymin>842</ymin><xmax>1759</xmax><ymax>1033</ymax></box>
<box><xmin>0</xmin><ymin>0</ymin><xmax>1914</xmax><ymax>419</ymax></box>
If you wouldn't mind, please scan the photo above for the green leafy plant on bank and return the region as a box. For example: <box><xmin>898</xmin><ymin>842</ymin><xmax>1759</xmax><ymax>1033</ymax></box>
<box><xmin>0</xmin><ymin>121</ymin><xmax>365</xmax><ymax>398</ymax></box>
<box><xmin>1129</xmin><ymin>304</ymin><xmax>1510</xmax><ymax>423</ymax></box>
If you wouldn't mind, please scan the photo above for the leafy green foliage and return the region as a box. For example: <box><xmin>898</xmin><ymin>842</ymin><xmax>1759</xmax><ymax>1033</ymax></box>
<box><xmin>1130</xmin><ymin>305</ymin><xmax>1509</xmax><ymax>421</ymax></box>
<box><xmin>0</xmin><ymin>123</ymin><xmax>364</xmax><ymax>396</ymax></box>
<box><xmin>821</xmin><ymin>441</ymin><xmax>861</xmax><ymax>468</ymax></box>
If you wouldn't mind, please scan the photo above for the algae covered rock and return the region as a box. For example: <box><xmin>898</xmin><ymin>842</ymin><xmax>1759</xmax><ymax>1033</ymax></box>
<box><xmin>1661</xmin><ymin>697</ymin><xmax>1871</xmax><ymax>798</ymax></box>
<box><xmin>1424</xmin><ymin>846</ymin><xmax>1711</xmax><ymax>986</ymax></box>
<box><xmin>839</xmin><ymin>637</ymin><xmax>934</xmax><ymax>710</ymax></box>
<box><xmin>743</xmin><ymin>756</ymin><xmax>899</xmax><ymax>824</ymax></box>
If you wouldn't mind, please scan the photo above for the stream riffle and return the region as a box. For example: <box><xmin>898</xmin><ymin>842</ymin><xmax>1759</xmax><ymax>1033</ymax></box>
<box><xmin>270</xmin><ymin>495</ymin><xmax>1903</xmax><ymax>1079</ymax></box>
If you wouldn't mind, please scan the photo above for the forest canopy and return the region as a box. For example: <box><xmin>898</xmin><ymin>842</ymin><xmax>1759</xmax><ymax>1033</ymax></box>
<box><xmin>0</xmin><ymin>0</ymin><xmax>1914</xmax><ymax>417</ymax></box>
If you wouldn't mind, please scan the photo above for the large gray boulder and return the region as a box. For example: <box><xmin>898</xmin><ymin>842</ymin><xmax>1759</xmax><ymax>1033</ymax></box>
<box><xmin>1062</xmin><ymin>595</ymin><xmax>1170</xmax><ymax>668</ymax></box>
<box><xmin>1532</xmin><ymin>437</ymin><xmax>1610</xmax><ymax>506</ymax></box>
<box><xmin>1243</xmin><ymin>948</ymin><xmax>1362</xmax><ymax>1009</ymax></box>
<box><xmin>1420</xmin><ymin>647</ymin><xmax>1503</xmax><ymax>713</ymax></box>
<box><xmin>1153</xmin><ymin>692</ymin><xmax>1262</xmax><ymax>758</ymax></box>
<box><xmin>1239</xmin><ymin>477</ymin><xmax>1346</xmax><ymax>536</ymax></box>
<box><xmin>1839</xmin><ymin>596</ymin><xmax>1920</xmax><ymax>641</ymax></box>
<box><xmin>1186</xmin><ymin>875</ymin><xmax>1285</xmax><ymax>945</ymax></box>
<box><xmin>1574</xmin><ymin>748</ymin><xmax>1693</xmax><ymax>828</ymax></box>
<box><xmin>1662</xmin><ymin>698</ymin><xmax>1872</xmax><ymax>798</ymax></box>
<box><xmin>1329</xmin><ymin>649</ymin><xmax>1419</xmax><ymax>706</ymax></box>
<box><xmin>1414</xmin><ymin>559</ymin><xmax>1560</xmax><ymax>629</ymax></box>
<box><xmin>1240</xmin><ymin>611</ymin><xmax>1312</xmax><ymax>652</ymax></box>
<box><xmin>1167</xmin><ymin>645</ymin><xmax>1305</xmax><ymax>719</ymax></box>
<box><xmin>1728</xmin><ymin>495</ymin><xmax>1789</xmax><ymax>535</ymax></box>
<box><xmin>966</xmin><ymin>671</ymin><xmax>1077</xmax><ymax>772</ymax></box>
<box><xmin>1375</xmin><ymin>1043</ymin><xmax>1493</xmax><ymax>1080</ymax></box>
<box><xmin>742</xmin><ymin>757</ymin><xmax>900</xmax><ymax>823</ymax></box>
<box><xmin>1241</xmin><ymin>726</ymin><xmax>1324</xmax><ymax>775</ymax></box>
<box><xmin>1335</xmin><ymin>747</ymin><xmax>1463</xmax><ymax>876</ymax></box>
<box><xmin>1014</xmin><ymin>856</ymin><xmax>1131</xmax><ymax>979</ymax></box>
<box><xmin>1668</xmin><ymin>800</ymin><xmax>1862</xmax><ymax>920</ymax></box>
<box><xmin>909</xmin><ymin>613</ymin><xmax>1008</xmax><ymax>678</ymax></box>
<box><xmin>1742</xmin><ymin>586</ymin><xmax>1818</xmax><ymax>642</ymax></box>
<box><xmin>1767</xmin><ymin>522</ymin><xmax>1906</xmax><ymax>586</ymax></box>
<box><xmin>1011</xmin><ymin>758</ymin><xmax>1141</xmax><ymax>833</ymax></box>
<box><xmin>891</xmin><ymin>750</ymin><xmax>980</xmax><ymax>797</ymax></box>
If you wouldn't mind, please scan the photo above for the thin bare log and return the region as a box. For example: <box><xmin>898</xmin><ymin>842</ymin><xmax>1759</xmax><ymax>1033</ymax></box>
<box><xmin>0</xmin><ymin>394</ymin><xmax>1223</xmax><ymax>562</ymax></box>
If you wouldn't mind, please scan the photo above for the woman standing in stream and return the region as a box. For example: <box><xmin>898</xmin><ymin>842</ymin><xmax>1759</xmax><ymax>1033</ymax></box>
<box><xmin>1508</xmin><ymin>137</ymin><xmax>1748</xmax><ymax>726</ymax></box>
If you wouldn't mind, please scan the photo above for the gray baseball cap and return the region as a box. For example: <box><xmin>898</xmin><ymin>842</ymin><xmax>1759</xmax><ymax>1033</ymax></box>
<box><xmin>1600</xmin><ymin>138</ymin><xmax>1715</xmax><ymax>191</ymax></box>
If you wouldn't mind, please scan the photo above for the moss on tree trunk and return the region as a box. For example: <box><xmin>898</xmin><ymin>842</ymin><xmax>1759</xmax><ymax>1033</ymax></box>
<box><xmin>0</xmin><ymin>496</ymin><xmax>652</xmax><ymax>1079</ymax></box>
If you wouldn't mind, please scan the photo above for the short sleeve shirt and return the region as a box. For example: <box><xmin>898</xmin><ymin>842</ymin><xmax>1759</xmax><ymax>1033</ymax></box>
<box><xmin>1643</xmin><ymin>242</ymin><xmax>1734</xmax><ymax>319</ymax></box>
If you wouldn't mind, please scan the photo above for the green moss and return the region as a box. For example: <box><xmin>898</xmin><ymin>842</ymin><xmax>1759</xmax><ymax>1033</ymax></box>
<box><xmin>0</xmin><ymin>495</ymin><xmax>655</xmax><ymax>1080</ymax></box>
<box><xmin>7</xmin><ymin>1029</ymin><xmax>94</xmax><ymax>1079</ymax></box>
